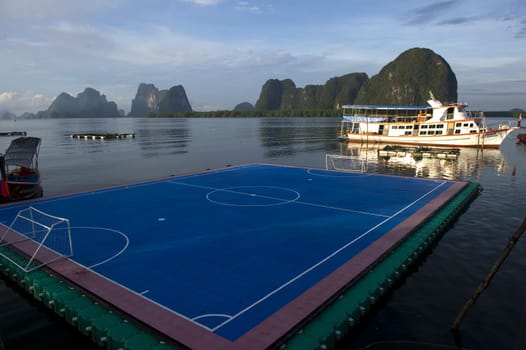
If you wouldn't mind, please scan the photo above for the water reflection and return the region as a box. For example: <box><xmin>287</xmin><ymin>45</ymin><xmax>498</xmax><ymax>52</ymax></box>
<box><xmin>51</xmin><ymin>119</ymin><xmax>139</xmax><ymax>155</ymax></box>
<box><xmin>133</xmin><ymin>118</ymin><xmax>190</xmax><ymax>156</ymax></box>
<box><xmin>259</xmin><ymin>117</ymin><xmax>338</xmax><ymax>158</ymax></box>
<box><xmin>53</xmin><ymin>118</ymin><xmax>191</xmax><ymax>157</ymax></box>
<box><xmin>332</xmin><ymin>143</ymin><xmax>506</xmax><ymax>181</ymax></box>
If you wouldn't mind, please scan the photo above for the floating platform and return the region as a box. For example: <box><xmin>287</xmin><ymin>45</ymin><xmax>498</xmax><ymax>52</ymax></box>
<box><xmin>378</xmin><ymin>145</ymin><xmax>460</xmax><ymax>160</ymax></box>
<box><xmin>69</xmin><ymin>133</ymin><xmax>135</xmax><ymax>140</ymax></box>
<box><xmin>0</xmin><ymin>131</ymin><xmax>27</xmax><ymax>137</ymax></box>
<box><xmin>0</xmin><ymin>164</ymin><xmax>480</xmax><ymax>350</ymax></box>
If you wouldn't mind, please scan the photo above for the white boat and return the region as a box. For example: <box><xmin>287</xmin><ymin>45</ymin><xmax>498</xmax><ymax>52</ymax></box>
<box><xmin>337</xmin><ymin>93</ymin><xmax>518</xmax><ymax>148</ymax></box>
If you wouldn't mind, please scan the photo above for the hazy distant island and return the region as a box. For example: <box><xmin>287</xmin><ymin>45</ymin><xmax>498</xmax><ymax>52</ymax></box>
<box><xmin>2</xmin><ymin>48</ymin><xmax>523</xmax><ymax>119</ymax></box>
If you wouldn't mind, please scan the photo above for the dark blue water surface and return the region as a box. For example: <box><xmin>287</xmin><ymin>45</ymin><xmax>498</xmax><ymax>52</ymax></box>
<box><xmin>0</xmin><ymin>117</ymin><xmax>525</xmax><ymax>349</ymax></box>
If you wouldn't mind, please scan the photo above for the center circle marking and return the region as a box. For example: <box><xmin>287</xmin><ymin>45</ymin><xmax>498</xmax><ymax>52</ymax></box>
<box><xmin>206</xmin><ymin>186</ymin><xmax>300</xmax><ymax>207</ymax></box>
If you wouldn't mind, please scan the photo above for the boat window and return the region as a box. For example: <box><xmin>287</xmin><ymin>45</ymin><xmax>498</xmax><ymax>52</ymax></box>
<box><xmin>436</xmin><ymin>124</ymin><xmax>444</xmax><ymax>128</ymax></box>
<box><xmin>436</xmin><ymin>130</ymin><xmax>443</xmax><ymax>135</ymax></box>
<box><xmin>455</xmin><ymin>130</ymin><xmax>461</xmax><ymax>134</ymax></box>
<box><xmin>456</xmin><ymin>123</ymin><xmax>462</xmax><ymax>127</ymax></box>
<box><xmin>463</xmin><ymin>123</ymin><xmax>469</xmax><ymax>127</ymax></box>
<box><xmin>470</xmin><ymin>123</ymin><xmax>474</xmax><ymax>127</ymax></box>
<box><xmin>429</xmin><ymin>124</ymin><xmax>436</xmax><ymax>129</ymax></box>
<box><xmin>406</xmin><ymin>125</ymin><xmax>413</xmax><ymax>129</ymax></box>
<box><xmin>405</xmin><ymin>131</ymin><xmax>412</xmax><ymax>135</ymax></box>
<box><xmin>392</xmin><ymin>125</ymin><xmax>398</xmax><ymax>129</ymax></box>
<box><xmin>421</xmin><ymin>125</ymin><xmax>428</xmax><ymax>129</ymax></box>
<box><xmin>420</xmin><ymin>131</ymin><xmax>427</xmax><ymax>135</ymax></box>
<box><xmin>428</xmin><ymin>131</ymin><xmax>435</xmax><ymax>135</ymax></box>
<box><xmin>446</xmin><ymin>107</ymin><xmax>455</xmax><ymax>119</ymax></box>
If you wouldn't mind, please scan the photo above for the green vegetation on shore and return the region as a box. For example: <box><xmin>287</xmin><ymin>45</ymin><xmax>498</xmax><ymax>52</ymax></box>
<box><xmin>148</xmin><ymin>109</ymin><xmax>341</xmax><ymax>118</ymax></box>
<box><xmin>148</xmin><ymin>109</ymin><xmax>523</xmax><ymax>119</ymax></box>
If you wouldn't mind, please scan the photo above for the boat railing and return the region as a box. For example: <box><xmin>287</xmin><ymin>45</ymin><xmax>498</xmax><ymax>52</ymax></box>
<box><xmin>477</xmin><ymin>111</ymin><xmax>518</xmax><ymax>131</ymax></box>
<box><xmin>342</xmin><ymin>106</ymin><xmax>427</xmax><ymax>121</ymax></box>
<box><xmin>486</xmin><ymin>120</ymin><xmax>515</xmax><ymax>131</ymax></box>
<box><xmin>474</xmin><ymin>112</ymin><xmax>488</xmax><ymax>131</ymax></box>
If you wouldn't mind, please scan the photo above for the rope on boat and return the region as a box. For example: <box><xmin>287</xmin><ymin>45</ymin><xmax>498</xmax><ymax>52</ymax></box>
<box><xmin>451</xmin><ymin>215</ymin><xmax>526</xmax><ymax>331</ymax></box>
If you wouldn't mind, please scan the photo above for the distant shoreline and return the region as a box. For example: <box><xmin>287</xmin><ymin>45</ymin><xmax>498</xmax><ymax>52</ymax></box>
<box><xmin>1</xmin><ymin>109</ymin><xmax>521</xmax><ymax>120</ymax></box>
<box><xmin>147</xmin><ymin>109</ymin><xmax>341</xmax><ymax>118</ymax></box>
<box><xmin>147</xmin><ymin>109</ymin><xmax>522</xmax><ymax>119</ymax></box>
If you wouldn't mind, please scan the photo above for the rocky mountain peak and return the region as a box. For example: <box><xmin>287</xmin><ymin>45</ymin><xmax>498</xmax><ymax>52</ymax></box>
<box><xmin>129</xmin><ymin>83</ymin><xmax>192</xmax><ymax>116</ymax></box>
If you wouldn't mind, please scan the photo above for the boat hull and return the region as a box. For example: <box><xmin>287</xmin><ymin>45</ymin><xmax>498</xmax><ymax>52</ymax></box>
<box><xmin>338</xmin><ymin>128</ymin><xmax>517</xmax><ymax>148</ymax></box>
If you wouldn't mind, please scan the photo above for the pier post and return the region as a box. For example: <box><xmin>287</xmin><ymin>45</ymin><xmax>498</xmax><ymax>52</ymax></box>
<box><xmin>451</xmin><ymin>215</ymin><xmax>526</xmax><ymax>331</ymax></box>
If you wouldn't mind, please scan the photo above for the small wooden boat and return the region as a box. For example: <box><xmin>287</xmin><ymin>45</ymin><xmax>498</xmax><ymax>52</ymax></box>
<box><xmin>0</xmin><ymin>137</ymin><xmax>43</xmax><ymax>203</ymax></box>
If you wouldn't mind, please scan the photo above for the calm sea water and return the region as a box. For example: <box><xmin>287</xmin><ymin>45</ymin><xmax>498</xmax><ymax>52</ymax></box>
<box><xmin>0</xmin><ymin>117</ymin><xmax>525</xmax><ymax>350</ymax></box>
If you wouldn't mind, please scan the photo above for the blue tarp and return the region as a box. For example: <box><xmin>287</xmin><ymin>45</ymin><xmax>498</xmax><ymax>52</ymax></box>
<box><xmin>341</xmin><ymin>105</ymin><xmax>427</xmax><ymax>110</ymax></box>
<box><xmin>342</xmin><ymin>116</ymin><xmax>387</xmax><ymax>122</ymax></box>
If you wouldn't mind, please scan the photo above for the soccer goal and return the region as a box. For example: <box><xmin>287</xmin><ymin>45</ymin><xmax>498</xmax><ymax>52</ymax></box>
<box><xmin>0</xmin><ymin>206</ymin><xmax>73</xmax><ymax>272</ymax></box>
<box><xmin>325</xmin><ymin>153</ymin><xmax>368</xmax><ymax>173</ymax></box>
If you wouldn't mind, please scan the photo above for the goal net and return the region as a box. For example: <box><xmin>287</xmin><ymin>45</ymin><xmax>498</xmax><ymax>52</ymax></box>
<box><xmin>0</xmin><ymin>206</ymin><xmax>73</xmax><ymax>272</ymax></box>
<box><xmin>325</xmin><ymin>154</ymin><xmax>369</xmax><ymax>173</ymax></box>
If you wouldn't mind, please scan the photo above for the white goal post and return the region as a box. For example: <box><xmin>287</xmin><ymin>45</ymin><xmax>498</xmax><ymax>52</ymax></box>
<box><xmin>325</xmin><ymin>153</ymin><xmax>368</xmax><ymax>173</ymax></box>
<box><xmin>0</xmin><ymin>206</ymin><xmax>73</xmax><ymax>272</ymax></box>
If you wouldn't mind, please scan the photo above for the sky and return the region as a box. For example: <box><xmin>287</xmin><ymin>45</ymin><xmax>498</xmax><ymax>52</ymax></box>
<box><xmin>0</xmin><ymin>0</ymin><xmax>525</xmax><ymax>115</ymax></box>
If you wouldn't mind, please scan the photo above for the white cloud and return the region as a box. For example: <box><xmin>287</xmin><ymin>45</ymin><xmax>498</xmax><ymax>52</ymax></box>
<box><xmin>236</xmin><ymin>1</ymin><xmax>262</xmax><ymax>14</ymax></box>
<box><xmin>182</xmin><ymin>0</ymin><xmax>222</xmax><ymax>5</ymax></box>
<box><xmin>0</xmin><ymin>92</ymin><xmax>17</xmax><ymax>103</ymax></box>
<box><xmin>0</xmin><ymin>91</ymin><xmax>53</xmax><ymax>115</ymax></box>
<box><xmin>106</xmin><ymin>26</ymin><xmax>226</xmax><ymax>66</ymax></box>
<box><xmin>0</xmin><ymin>0</ymin><xmax>111</xmax><ymax>23</ymax></box>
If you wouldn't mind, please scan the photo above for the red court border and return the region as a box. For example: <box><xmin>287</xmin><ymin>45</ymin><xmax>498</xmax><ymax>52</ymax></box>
<box><xmin>0</xmin><ymin>165</ymin><xmax>468</xmax><ymax>350</ymax></box>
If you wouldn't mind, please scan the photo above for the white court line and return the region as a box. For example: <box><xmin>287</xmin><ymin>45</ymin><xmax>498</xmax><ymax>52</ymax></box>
<box><xmin>192</xmin><ymin>313</ymin><xmax>233</xmax><ymax>322</ymax></box>
<box><xmin>0</xmin><ymin>181</ymin><xmax>158</xmax><ymax>211</ymax></box>
<box><xmin>71</xmin><ymin>226</ymin><xmax>130</xmax><ymax>269</ymax></box>
<box><xmin>0</xmin><ymin>166</ymin><xmax>252</xmax><ymax>213</ymax></box>
<box><xmin>306</xmin><ymin>168</ymin><xmax>372</xmax><ymax>178</ymax></box>
<box><xmin>170</xmin><ymin>181</ymin><xmax>300</xmax><ymax>205</ymax></box>
<box><xmin>14</xmin><ymin>225</ymin><xmax>130</xmax><ymax>269</ymax></box>
<box><xmin>169</xmin><ymin>181</ymin><xmax>389</xmax><ymax>218</ymax></box>
<box><xmin>211</xmin><ymin>180</ymin><xmax>449</xmax><ymax>332</ymax></box>
<box><xmin>206</xmin><ymin>186</ymin><xmax>300</xmax><ymax>207</ymax></box>
<box><xmin>295</xmin><ymin>200</ymin><xmax>390</xmax><ymax>218</ymax></box>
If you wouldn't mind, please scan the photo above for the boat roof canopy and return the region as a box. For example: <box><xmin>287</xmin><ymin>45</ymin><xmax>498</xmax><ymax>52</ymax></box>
<box><xmin>3</xmin><ymin>137</ymin><xmax>41</xmax><ymax>168</ymax></box>
<box><xmin>341</xmin><ymin>105</ymin><xmax>428</xmax><ymax>110</ymax></box>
